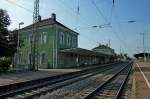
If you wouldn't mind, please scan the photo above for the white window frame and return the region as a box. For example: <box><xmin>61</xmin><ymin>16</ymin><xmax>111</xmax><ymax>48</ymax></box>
<box><xmin>41</xmin><ymin>32</ymin><xmax>48</xmax><ymax>44</ymax></box>
<box><xmin>69</xmin><ymin>35</ymin><xmax>71</xmax><ymax>46</ymax></box>
<box><xmin>28</xmin><ymin>52</ymin><xmax>31</xmax><ymax>64</ymax></box>
<box><xmin>59</xmin><ymin>32</ymin><xmax>64</xmax><ymax>45</ymax></box>
<box><xmin>67</xmin><ymin>34</ymin><xmax>71</xmax><ymax>46</ymax></box>
<box><xmin>40</xmin><ymin>52</ymin><xmax>47</xmax><ymax>64</ymax></box>
<box><xmin>72</xmin><ymin>36</ymin><xmax>77</xmax><ymax>47</ymax></box>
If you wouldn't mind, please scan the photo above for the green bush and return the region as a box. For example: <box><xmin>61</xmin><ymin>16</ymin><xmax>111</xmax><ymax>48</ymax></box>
<box><xmin>0</xmin><ymin>58</ymin><xmax>11</xmax><ymax>72</ymax></box>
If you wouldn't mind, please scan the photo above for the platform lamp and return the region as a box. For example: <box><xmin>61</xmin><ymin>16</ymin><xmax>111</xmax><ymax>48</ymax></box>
<box><xmin>16</xmin><ymin>22</ymin><xmax>24</xmax><ymax>71</ymax></box>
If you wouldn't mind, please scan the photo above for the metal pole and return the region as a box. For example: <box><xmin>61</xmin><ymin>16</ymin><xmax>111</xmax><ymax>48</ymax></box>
<box><xmin>31</xmin><ymin>0</ymin><xmax>39</xmax><ymax>70</ymax></box>
<box><xmin>55</xmin><ymin>24</ymin><xmax>58</xmax><ymax>68</ymax></box>
<box><xmin>17</xmin><ymin>25</ymin><xmax>20</xmax><ymax>53</ymax></box>
<box><xmin>140</xmin><ymin>33</ymin><xmax>147</xmax><ymax>62</ymax></box>
<box><xmin>108</xmin><ymin>39</ymin><xmax>110</xmax><ymax>47</ymax></box>
<box><xmin>53</xmin><ymin>34</ymin><xmax>55</xmax><ymax>68</ymax></box>
<box><xmin>148</xmin><ymin>48</ymin><xmax>150</xmax><ymax>62</ymax></box>
<box><xmin>148</xmin><ymin>52</ymin><xmax>149</xmax><ymax>62</ymax></box>
<box><xmin>17</xmin><ymin>22</ymin><xmax>24</xmax><ymax>71</ymax></box>
<box><xmin>17</xmin><ymin>25</ymin><xmax>20</xmax><ymax>66</ymax></box>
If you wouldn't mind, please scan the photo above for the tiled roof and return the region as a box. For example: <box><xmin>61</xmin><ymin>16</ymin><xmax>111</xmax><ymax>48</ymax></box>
<box><xmin>20</xmin><ymin>18</ymin><xmax>79</xmax><ymax>35</ymax></box>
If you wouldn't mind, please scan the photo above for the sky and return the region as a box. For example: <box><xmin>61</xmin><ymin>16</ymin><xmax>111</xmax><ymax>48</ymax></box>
<box><xmin>1</xmin><ymin>0</ymin><xmax>150</xmax><ymax>57</ymax></box>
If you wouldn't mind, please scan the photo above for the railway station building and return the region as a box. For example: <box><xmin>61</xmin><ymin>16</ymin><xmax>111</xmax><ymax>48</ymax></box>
<box><xmin>16</xmin><ymin>13</ymin><xmax>116</xmax><ymax>69</ymax></box>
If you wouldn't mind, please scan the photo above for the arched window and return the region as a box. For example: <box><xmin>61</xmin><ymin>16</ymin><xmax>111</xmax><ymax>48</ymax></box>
<box><xmin>40</xmin><ymin>52</ymin><xmax>47</xmax><ymax>64</ymax></box>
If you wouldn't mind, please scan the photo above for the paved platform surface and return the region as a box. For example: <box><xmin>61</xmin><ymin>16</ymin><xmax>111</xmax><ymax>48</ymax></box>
<box><xmin>0</xmin><ymin>63</ymin><xmax>115</xmax><ymax>86</ymax></box>
<box><xmin>0</xmin><ymin>69</ymin><xmax>80</xmax><ymax>86</ymax></box>
<box><xmin>133</xmin><ymin>61</ymin><xmax>150</xmax><ymax>99</ymax></box>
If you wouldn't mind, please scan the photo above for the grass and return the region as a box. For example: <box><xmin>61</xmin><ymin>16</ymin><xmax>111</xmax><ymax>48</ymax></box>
<box><xmin>0</xmin><ymin>69</ymin><xmax>16</xmax><ymax>75</ymax></box>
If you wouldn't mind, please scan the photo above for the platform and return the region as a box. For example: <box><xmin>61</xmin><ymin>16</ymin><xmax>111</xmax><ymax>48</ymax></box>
<box><xmin>0</xmin><ymin>69</ymin><xmax>80</xmax><ymax>86</ymax></box>
<box><xmin>0</xmin><ymin>63</ymin><xmax>116</xmax><ymax>87</ymax></box>
<box><xmin>133</xmin><ymin>61</ymin><xmax>150</xmax><ymax>99</ymax></box>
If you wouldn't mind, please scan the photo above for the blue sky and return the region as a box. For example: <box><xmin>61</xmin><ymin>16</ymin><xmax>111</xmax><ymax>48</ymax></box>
<box><xmin>1</xmin><ymin>0</ymin><xmax>150</xmax><ymax>57</ymax></box>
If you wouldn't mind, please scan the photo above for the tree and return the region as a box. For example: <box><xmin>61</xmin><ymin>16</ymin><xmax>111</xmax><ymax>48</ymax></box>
<box><xmin>0</xmin><ymin>8</ymin><xmax>16</xmax><ymax>57</ymax></box>
<box><xmin>0</xmin><ymin>9</ymin><xmax>10</xmax><ymax>34</ymax></box>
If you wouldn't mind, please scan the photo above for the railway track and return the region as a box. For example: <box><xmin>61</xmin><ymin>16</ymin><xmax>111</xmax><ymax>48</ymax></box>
<box><xmin>0</xmin><ymin>63</ymin><xmax>121</xmax><ymax>99</ymax></box>
<box><xmin>38</xmin><ymin>62</ymin><xmax>132</xmax><ymax>99</ymax></box>
<box><xmin>84</xmin><ymin>62</ymin><xmax>132</xmax><ymax>99</ymax></box>
<box><xmin>21</xmin><ymin>62</ymin><xmax>131</xmax><ymax>99</ymax></box>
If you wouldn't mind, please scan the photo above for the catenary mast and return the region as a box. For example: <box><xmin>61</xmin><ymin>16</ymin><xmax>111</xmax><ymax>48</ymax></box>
<box><xmin>31</xmin><ymin>0</ymin><xmax>40</xmax><ymax>70</ymax></box>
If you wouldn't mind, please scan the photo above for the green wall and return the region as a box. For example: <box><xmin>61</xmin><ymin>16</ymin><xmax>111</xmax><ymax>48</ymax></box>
<box><xmin>56</xmin><ymin>27</ymin><xmax>78</xmax><ymax>68</ymax></box>
<box><xmin>20</xmin><ymin>26</ymin><xmax>55</xmax><ymax>69</ymax></box>
<box><xmin>20</xmin><ymin>25</ymin><xmax>78</xmax><ymax>69</ymax></box>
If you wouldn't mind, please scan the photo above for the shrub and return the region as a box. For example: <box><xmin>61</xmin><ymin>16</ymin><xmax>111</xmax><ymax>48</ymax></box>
<box><xmin>0</xmin><ymin>58</ymin><xmax>11</xmax><ymax>72</ymax></box>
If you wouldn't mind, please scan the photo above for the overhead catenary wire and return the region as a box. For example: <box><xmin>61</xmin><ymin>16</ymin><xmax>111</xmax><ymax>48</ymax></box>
<box><xmin>5</xmin><ymin>0</ymin><xmax>100</xmax><ymax>45</ymax></box>
<box><xmin>74</xmin><ymin>0</ymin><xmax>80</xmax><ymax>31</ymax></box>
<box><xmin>138</xmin><ymin>3</ymin><xmax>150</xmax><ymax>52</ymax></box>
<box><xmin>112</xmin><ymin>5</ymin><xmax>137</xmax><ymax>53</ymax></box>
<box><xmin>77</xmin><ymin>0</ymin><xmax>80</xmax><ymax>15</ymax></box>
<box><xmin>5</xmin><ymin>0</ymin><xmax>86</xmax><ymax>30</ymax></box>
<box><xmin>90</xmin><ymin>0</ymin><xmax>130</xmax><ymax>53</ymax></box>
<box><xmin>59</xmin><ymin>0</ymin><xmax>109</xmax><ymax>30</ymax></box>
<box><xmin>5</xmin><ymin>0</ymin><xmax>33</xmax><ymax>13</ymax></box>
<box><xmin>5</xmin><ymin>0</ymin><xmax>129</xmax><ymax>50</ymax></box>
<box><xmin>59</xmin><ymin>0</ymin><xmax>93</xmax><ymax>27</ymax></box>
<box><xmin>57</xmin><ymin>0</ymin><xmax>100</xmax><ymax>45</ymax></box>
<box><xmin>109</xmin><ymin>0</ymin><xmax>115</xmax><ymax>25</ymax></box>
<box><xmin>90</xmin><ymin>0</ymin><xmax>109</xmax><ymax>24</ymax></box>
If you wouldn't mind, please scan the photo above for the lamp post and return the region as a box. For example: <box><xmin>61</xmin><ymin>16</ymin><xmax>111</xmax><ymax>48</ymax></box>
<box><xmin>146</xmin><ymin>47</ymin><xmax>150</xmax><ymax>62</ymax></box>
<box><xmin>17</xmin><ymin>22</ymin><xmax>24</xmax><ymax>68</ymax></box>
<box><xmin>140</xmin><ymin>33</ymin><xmax>147</xmax><ymax>62</ymax></box>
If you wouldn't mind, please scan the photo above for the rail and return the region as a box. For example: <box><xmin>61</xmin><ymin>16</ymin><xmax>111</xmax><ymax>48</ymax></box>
<box><xmin>0</xmin><ymin>62</ymin><xmax>120</xmax><ymax>98</ymax></box>
<box><xmin>84</xmin><ymin>61</ymin><xmax>132</xmax><ymax>99</ymax></box>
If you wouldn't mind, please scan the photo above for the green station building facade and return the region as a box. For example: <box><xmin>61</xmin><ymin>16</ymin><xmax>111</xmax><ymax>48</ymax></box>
<box><xmin>18</xmin><ymin>14</ymin><xmax>78</xmax><ymax>69</ymax></box>
<box><xmin>17</xmin><ymin>13</ymin><xmax>116</xmax><ymax>69</ymax></box>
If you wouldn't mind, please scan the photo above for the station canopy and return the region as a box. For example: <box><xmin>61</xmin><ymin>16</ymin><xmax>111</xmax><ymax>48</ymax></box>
<box><xmin>59</xmin><ymin>48</ymin><xmax>115</xmax><ymax>57</ymax></box>
<box><xmin>134</xmin><ymin>53</ymin><xmax>150</xmax><ymax>58</ymax></box>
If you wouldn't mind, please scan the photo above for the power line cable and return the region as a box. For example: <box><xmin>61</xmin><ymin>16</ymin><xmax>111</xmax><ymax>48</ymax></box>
<box><xmin>109</xmin><ymin>0</ymin><xmax>115</xmax><ymax>24</ymax></box>
<box><xmin>59</xmin><ymin>0</ymin><xmax>128</xmax><ymax>48</ymax></box>
<box><xmin>5</xmin><ymin>0</ymin><xmax>33</xmax><ymax>13</ymax></box>
<box><xmin>90</xmin><ymin>0</ymin><xmax>109</xmax><ymax>23</ymax></box>
<box><xmin>5</xmin><ymin>0</ymin><xmax>100</xmax><ymax>45</ymax></box>
<box><xmin>90</xmin><ymin>0</ymin><xmax>130</xmax><ymax>53</ymax></box>
<box><xmin>59</xmin><ymin>0</ymin><xmax>92</xmax><ymax>27</ymax></box>
<box><xmin>58</xmin><ymin>0</ymin><xmax>100</xmax><ymax>44</ymax></box>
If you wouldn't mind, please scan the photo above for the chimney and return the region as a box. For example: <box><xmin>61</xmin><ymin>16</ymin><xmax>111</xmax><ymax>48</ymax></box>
<box><xmin>51</xmin><ymin>13</ymin><xmax>56</xmax><ymax>21</ymax></box>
